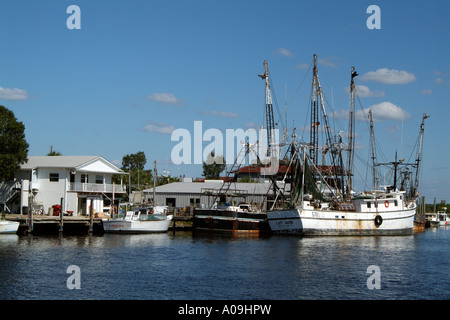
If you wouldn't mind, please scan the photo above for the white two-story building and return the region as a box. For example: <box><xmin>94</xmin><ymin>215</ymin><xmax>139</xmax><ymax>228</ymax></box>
<box><xmin>0</xmin><ymin>156</ymin><xmax>128</xmax><ymax>216</ymax></box>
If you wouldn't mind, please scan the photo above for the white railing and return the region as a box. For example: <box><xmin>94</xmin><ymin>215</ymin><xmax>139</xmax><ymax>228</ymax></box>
<box><xmin>68</xmin><ymin>183</ymin><xmax>126</xmax><ymax>193</ymax></box>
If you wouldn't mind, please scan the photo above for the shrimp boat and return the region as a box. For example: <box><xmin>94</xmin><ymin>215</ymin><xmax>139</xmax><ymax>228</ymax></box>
<box><xmin>266</xmin><ymin>54</ymin><xmax>428</xmax><ymax>235</ymax></box>
<box><xmin>103</xmin><ymin>205</ymin><xmax>173</xmax><ymax>233</ymax></box>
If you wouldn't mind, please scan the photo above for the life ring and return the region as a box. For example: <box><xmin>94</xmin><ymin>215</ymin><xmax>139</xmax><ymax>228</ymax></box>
<box><xmin>384</xmin><ymin>201</ymin><xmax>389</xmax><ymax>208</ymax></box>
<box><xmin>374</xmin><ymin>215</ymin><xmax>383</xmax><ymax>227</ymax></box>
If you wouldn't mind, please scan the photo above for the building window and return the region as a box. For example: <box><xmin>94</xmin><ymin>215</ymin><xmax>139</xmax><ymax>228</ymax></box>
<box><xmin>95</xmin><ymin>175</ymin><xmax>103</xmax><ymax>184</ymax></box>
<box><xmin>166</xmin><ymin>198</ymin><xmax>176</xmax><ymax>208</ymax></box>
<box><xmin>81</xmin><ymin>174</ymin><xmax>88</xmax><ymax>183</ymax></box>
<box><xmin>190</xmin><ymin>198</ymin><xmax>200</xmax><ymax>208</ymax></box>
<box><xmin>70</xmin><ymin>173</ymin><xmax>75</xmax><ymax>183</ymax></box>
<box><xmin>49</xmin><ymin>173</ymin><xmax>59</xmax><ymax>182</ymax></box>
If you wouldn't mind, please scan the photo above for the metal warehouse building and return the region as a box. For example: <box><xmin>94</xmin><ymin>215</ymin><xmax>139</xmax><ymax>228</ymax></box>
<box><xmin>143</xmin><ymin>179</ymin><xmax>289</xmax><ymax>210</ymax></box>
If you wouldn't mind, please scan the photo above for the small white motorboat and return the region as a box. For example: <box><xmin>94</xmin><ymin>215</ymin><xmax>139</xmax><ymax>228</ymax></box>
<box><xmin>103</xmin><ymin>206</ymin><xmax>173</xmax><ymax>233</ymax></box>
<box><xmin>0</xmin><ymin>220</ymin><xmax>20</xmax><ymax>234</ymax></box>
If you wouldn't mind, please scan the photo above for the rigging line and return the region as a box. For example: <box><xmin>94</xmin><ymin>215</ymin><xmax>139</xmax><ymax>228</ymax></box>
<box><xmin>287</xmin><ymin>60</ymin><xmax>313</xmax><ymax>109</ymax></box>
<box><xmin>268</xmin><ymin>75</ymin><xmax>286</xmax><ymax>134</ymax></box>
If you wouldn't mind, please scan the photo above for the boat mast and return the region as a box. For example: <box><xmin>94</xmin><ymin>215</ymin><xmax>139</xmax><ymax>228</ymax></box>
<box><xmin>258</xmin><ymin>60</ymin><xmax>275</xmax><ymax>157</ymax></box>
<box><xmin>413</xmin><ymin>113</ymin><xmax>429</xmax><ymax>196</ymax></box>
<box><xmin>309</xmin><ymin>54</ymin><xmax>343</xmax><ymax>201</ymax></box>
<box><xmin>310</xmin><ymin>54</ymin><xmax>320</xmax><ymax>165</ymax></box>
<box><xmin>368</xmin><ymin>110</ymin><xmax>377</xmax><ymax>190</ymax></box>
<box><xmin>347</xmin><ymin>66</ymin><xmax>358</xmax><ymax>200</ymax></box>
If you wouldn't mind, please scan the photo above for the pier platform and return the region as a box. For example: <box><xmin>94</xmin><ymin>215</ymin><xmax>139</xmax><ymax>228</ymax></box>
<box><xmin>3</xmin><ymin>214</ymin><xmax>193</xmax><ymax>234</ymax></box>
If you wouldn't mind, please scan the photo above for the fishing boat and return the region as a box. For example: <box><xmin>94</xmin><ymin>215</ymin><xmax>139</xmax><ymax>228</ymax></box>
<box><xmin>193</xmin><ymin>60</ymin><xmax>277</xmax><ymax>236</ymax></box>
<box><xmin>438</xmin><ymin>211</ymin><xmax>449</xmax><ymax>226</ymax></box>
<box><xmin>266</xmin><ymin>54</ymin><xmax>428</xmax><ymax>235</ymax></box>
<box><xmin>103</xmin><ymin>206</ymin><xmax>173</xmax><ymax>233</ymax></box>
<box><xmin>0</xmin><ymin>220</ymin><xmax>20</xmax><ymax>234</ymax></box>
<box><xmin>193</xmin><ymin>202</ymin><xmax>270</xmax><ymax>235</ymax></box>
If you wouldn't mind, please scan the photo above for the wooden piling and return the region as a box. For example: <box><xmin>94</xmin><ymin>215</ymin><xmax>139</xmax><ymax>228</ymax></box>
<box><xmin>89</xmin><ymin>198</ymin><xmax>94</xmax><ymax>233</ymax></box>
<box><xmin>60</xmin><ymin>197</ymin><xmax>64</xmax><ymax>233</ymax></box>
<box><xmin>27</xmin><ymin>204</ymin><xmax>33</xmax><ymax>234</ymax></box>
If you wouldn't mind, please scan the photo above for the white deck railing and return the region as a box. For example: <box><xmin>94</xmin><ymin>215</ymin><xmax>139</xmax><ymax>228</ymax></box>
<box><xmin>68</xmin><ymin>183</ymin><xmax>126</xmax><ymax>193</ymax></box>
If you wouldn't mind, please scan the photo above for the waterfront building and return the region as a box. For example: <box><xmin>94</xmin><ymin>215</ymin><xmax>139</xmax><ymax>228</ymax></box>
<box><xmin>143</xmin><ymin>178</ymin><xmax>289</xmax><ymax>210</ymax></box>
<box><xmin>0</xmin><ymin>156</ymin><xmax>128</xmax><ymax>216</ymax></box>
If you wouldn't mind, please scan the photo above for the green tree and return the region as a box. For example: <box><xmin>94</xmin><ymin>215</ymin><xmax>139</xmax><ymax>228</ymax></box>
<box><xmin>47</xmin><ymin>146</ymin><xmax>61</xmax><ymax>156</ymax></box>
<box><xmin>0</xmin><ymin>105</ymin><xmax>29</xmax><ymax>182</ymax></box>
<box><xmin>113</xmin><ymin>151</ymin><xmax>153</xmax><ymax>190</ymax></box>
<box><xmin>202</xmin><ymin>152</ymin><xmax>226</xmax><ymax>179</ymax></box>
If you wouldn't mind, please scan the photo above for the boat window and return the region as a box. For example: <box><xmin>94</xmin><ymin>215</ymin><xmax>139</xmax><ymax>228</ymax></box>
<box><xmin>394</xmin><ymin>200</ymin><xmax>398</xmax><ymax>206</ymax></box>
<box><xmin>367</xmin><ymin>202</ymin><xmax>371</xmax><ymax>208</ymax></box>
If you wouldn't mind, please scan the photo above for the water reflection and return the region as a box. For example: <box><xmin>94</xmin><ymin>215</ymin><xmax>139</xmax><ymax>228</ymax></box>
<box><xmin>0</xmin><ymin>229</ymin><xmax>449</xmax><ymax>299</ymax></box>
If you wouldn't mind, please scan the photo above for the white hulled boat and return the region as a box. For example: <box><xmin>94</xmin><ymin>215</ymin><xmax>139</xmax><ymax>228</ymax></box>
<box><xmin>0</xmin><ymin>220</ymin><xmax>20</xmax><ymax>234</ymax></box>
<box><xmin>267</xmin><ymin>54</ymin><xmax>428</xmax><ymax>235</ymax></box>
<box><xmin>103</xmin><ymin>206</ymin><xmax>173</xmax><ymax>233</ymax></box>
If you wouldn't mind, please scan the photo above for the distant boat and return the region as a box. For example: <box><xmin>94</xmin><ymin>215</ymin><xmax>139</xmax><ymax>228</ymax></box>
<box><xmin>103</xmin><ymin>206</ymin><xmax>173</xmax><ymax>233</ymax></box>
<box><xmin>426</xmin><ymin>211</ymin><xmax>448</xmax><ymax>227</ymax></box>
<box><xmin>438</xmin><ymin>212</ymin><xmax>449</xmax><ymax>226</ymax></box>
<box><xmin>0</xmin><ymin>220</ymin><xmax>19</xmax><ymax>234</ymax></box>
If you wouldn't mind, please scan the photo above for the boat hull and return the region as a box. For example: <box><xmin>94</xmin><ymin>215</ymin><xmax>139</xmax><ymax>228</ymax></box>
<box><xmin>266</xmin><ymin>209</ymin><xmax>303</xmax><ymax>235</ymax></box>
<box><xmin>103</xmin><ymin>215</ymin><xmax>173</xmax><ymax>233</ymax></box>
<box><xmin>0</xmin><ymin>220</ymin><xmax>20</xmax><ymax>234</ymax></box>
<box><xmin>193</xmin><ymin>209</ymin><xmax>270</xmax><ymax>235</ymax></box>
<box><xmin>298</xmin><ymin>207</ymin><xmax>415</xmax><ymax>235</ymax></box>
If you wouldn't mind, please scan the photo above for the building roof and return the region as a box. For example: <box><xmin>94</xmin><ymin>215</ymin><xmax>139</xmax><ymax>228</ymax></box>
<box><xmin>20</xmin><ymin>156</ymin><xmax>126</xmax><ymax>174</ymax></box>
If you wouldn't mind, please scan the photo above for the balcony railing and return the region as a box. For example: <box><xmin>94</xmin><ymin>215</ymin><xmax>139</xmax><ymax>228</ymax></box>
<box><xmin>68</xmin><ymin>183</ymin><xmax>126</xmax><ymax>193</ymax></box>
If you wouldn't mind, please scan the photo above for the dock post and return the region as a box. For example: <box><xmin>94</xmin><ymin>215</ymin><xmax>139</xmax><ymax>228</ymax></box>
<box><xmin>27</xmin><ymin>203</ymin><xmax>33</xmax><ymax>234</ymax></box>
<box><xmin>60</xmin><ymin>197</ymin><xmax>64</xmax><ymax>233</ymax></box>
<box><xmin>88</xmin><ymin>198</ymin><xmax>94</xmax><ymax>233</ymax></box>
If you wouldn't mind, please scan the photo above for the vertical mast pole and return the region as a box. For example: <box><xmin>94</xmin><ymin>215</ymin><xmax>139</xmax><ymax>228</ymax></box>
<box><xmin>413</xmin><ymin>113</ymin><xmax>429</xmax><ymax>195</ymax></box>
<box><xmin>259</xmin><ymin>60</ymin><xmax>275</xmax><ymax>157</ymax></box>
<box><xmin>347</xmin><ymin>66</ymin><xmax>358</xmax><ymax>200</ymax></box>
<box><xmin>369</xmin><ymin>110</ymin><xmax>377</xmax><ymax>190</ymax></box>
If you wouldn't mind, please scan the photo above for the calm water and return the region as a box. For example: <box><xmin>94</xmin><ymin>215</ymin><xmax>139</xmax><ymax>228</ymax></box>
<box><xmin>0</xmin><ymin>228</ymin><xmax>449</xmax><ymax>300</ymax></box>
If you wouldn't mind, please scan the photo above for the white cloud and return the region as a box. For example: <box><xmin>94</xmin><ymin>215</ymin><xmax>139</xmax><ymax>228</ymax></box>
<box><xmin>142</xmin><ymin>122</ymin><xmax>175</xmax><ymax>134</ymax></box>
<box><xmin>359</xmin><ymin>102</ymin><xmax>411</xmax><ymax>121</ymax></box>
<box><xmin>318</xmin><ymin>57</ymin><xmax>337</xmax><ymax>68</ymax></box>
<box><xmin>200</xmin><ymin>110</ymin><xmax>239</xmax><ymax>118</ymax></box>
<box><xmin>360</xmin><ymin>68</ymin><xmax>416</xmax><ymax>84</ymax></box>
<box><xmin>435</xmin><ymin>78</ymin><xmax>443</xmax><ymax>84</ymax></box>
<box><xmin>332</xmin><ymin>102</ymin><xmax>411</xmax><ymax>122</ymax></box>
<box><xmin>345</xmin><ymin>85</ymin><xmax>385</xmax><ymax>97</ymax></box>
<box><xmin>0</xmin><ymin>87</ymin><xmax>28</xmax><ymax>100</ymax></box>
<box><xmin>147</xmin><ymin>93</ymin><xmax>184</xmax><ymax>106</ymax></box>
<box><xmin>244</xmin><ymin>122</ymin><xmax>260</xmax><ymax>129</ymax></box>
<box><xmin>274</xmin><ymin>47</ymin><xmax>293</xmax><ymax>57</ymax></box>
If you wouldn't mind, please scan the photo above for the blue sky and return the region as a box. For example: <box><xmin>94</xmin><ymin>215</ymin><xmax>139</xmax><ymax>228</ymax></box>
<box><xmin>1</xmin><ymin>0</ymin><xmax>449</xmax><ymax>201</ymax></box>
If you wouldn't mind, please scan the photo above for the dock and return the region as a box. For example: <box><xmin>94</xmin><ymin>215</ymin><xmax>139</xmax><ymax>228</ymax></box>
<box><xmin>4</xmin><ymin>214</ymin><xmax>192</xmax><ymax>235</ymax></box>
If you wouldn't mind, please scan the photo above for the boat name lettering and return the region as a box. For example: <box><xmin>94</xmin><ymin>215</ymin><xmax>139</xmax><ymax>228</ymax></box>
<box><xmin>312</xmin><ymin>211</ymin><xmax>323</xmax><ymax>218</ymax></box>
